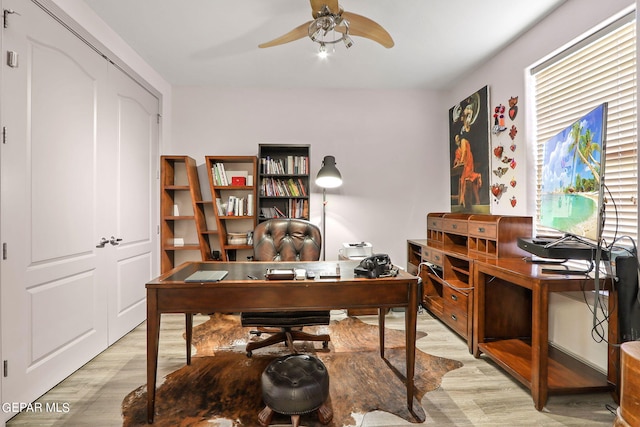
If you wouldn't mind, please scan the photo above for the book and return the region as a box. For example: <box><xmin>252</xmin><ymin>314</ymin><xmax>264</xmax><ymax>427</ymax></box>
<box><xmin>247</xmin><ymin>194</ymin><xmax>254</xmax><ymax>216</ymax></box>
<box><xmin>215</xmin><ymin>198</ymin><xmax>224</xmax><ymax>216</ymax></box>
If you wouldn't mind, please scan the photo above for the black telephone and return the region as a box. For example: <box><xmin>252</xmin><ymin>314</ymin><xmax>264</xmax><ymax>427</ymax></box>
<box><xmin>354</xmin><ymin>253</ymin><xmax>398</xmax><ymax>278</ymax></box>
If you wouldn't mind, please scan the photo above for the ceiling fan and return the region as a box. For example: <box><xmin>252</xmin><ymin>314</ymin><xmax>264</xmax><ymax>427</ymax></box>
<box><xmin>258</xmin><ymin>0</ymin><xmax>394</xmax><ymax>50</ymax></box>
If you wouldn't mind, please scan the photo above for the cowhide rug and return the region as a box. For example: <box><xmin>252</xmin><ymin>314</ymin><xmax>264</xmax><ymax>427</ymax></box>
<box><xmin>122</xmin><ymin>314</ymin><xmax>462</xmax><ymax>426</ymax></box>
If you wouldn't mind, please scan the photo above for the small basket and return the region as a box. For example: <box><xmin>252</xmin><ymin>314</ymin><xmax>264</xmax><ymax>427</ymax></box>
<box><xmin>228</xmin><ymin>232</ymin><xmax>248</xmax><ymax>245</ymax></box>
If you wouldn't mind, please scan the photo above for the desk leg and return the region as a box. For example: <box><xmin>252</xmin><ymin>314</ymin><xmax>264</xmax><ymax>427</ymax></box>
<box><xmin>379</xmin><ymin>308</ymin><xmax>385</xmax><ymax>358</ymax></box>
<box><xmin>531</xmin><ymin>283</ymin><xmax>549</xmax><ymax>411</ymax></box>
<box><xmin>406</xmin><ymin>283</ymin><xmax>418</xmax><ymax>412</ymax></box>
<box><xmin>147</xmin><ymin>289</ymin><xmax>160</xmax><ymax>424</ymax></box>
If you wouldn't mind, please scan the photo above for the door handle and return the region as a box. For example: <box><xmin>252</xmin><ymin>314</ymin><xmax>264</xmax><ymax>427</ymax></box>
<box><xmin>109</xmin><ymin>236</ymin><xmax>122</xmax><ymax>246</ymax></box>
<box><xmin>96</xmin><ymin>237</ymin><xmax>109</xmax><ymax>248</ymax></box>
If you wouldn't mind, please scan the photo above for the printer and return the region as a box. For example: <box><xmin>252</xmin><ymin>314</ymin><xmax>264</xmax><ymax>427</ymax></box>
<box><xmin>339</xmin><ymin>242</ymin><xmax>373</xmax><ymax>260</ymax></box>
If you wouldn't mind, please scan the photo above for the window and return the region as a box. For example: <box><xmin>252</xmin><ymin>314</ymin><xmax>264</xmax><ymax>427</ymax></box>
<box><xmin>531</xmin><ymin>12</ymin><xmax>637</xmax><ymax>246</ymax></box>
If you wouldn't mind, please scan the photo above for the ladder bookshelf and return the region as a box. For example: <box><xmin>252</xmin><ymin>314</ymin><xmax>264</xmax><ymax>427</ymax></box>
<box><xmin>160</xmin><ymin>155</ymin><xmax>213</xmax><ymax>272</ymax></box>
<box><xmin>205</xmin><ymin>156</ymin><xmax>258</xmax><ymax>261</ymax></box>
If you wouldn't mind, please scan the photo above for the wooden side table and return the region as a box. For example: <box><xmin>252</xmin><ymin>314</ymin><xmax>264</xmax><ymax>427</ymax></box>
<box><xmin>473</xmin><ymin>257</ymin><xmax>616</xmax><ymax>410</ymax></box>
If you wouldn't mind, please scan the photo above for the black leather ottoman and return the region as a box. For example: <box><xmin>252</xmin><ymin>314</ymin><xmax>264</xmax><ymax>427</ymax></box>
<box><xmin>258</xmin><ymin>354</ymin><xmax>332</xmax><ymax>427</ymax></box>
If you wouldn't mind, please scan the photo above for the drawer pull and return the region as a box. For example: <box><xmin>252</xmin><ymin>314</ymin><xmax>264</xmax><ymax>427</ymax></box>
<box><xmin>452</xmin><ymin>224</ymin><xmax>457</xmax><ymax>229</ymax></box>
<box><xmin>451</xmin><ymin>314</ymin><xmax>457</xmax><ymax>321</ymax></box>
<box><xmin>478</xmin><ymin>227</ymin><xmax>485</xmax><ymax>233</ymax></box>
<box><xmin>451</xmin><ymin>294</ymin><xmax>458</xmax><ymax>301</ymax></box>
<box><xmin>434</xmin><ymin>255</ymin><xmax>440</xmax><ymax>261</ymax></box>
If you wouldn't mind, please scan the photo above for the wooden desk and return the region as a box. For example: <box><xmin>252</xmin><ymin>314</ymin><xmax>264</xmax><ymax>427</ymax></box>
<box><xmin>473</xmin><ymin>258</ymin><xmax>616</xmax><ymax>410</ymax></box>
<box><xmin>145</xmin><ymin>261</ymin><xmax>419</xmax><ymax>423</ymax></box>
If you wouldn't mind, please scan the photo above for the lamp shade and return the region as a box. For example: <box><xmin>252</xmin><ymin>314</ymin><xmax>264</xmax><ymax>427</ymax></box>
<box><xmin>316</xmin><ymin>155</ymin><xmax>343</xmax><ymax>188</ymax></box>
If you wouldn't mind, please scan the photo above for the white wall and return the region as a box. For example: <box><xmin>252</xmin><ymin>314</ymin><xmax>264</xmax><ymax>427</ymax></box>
<box><xmin>49</xmin><ymin>0</ymin><xmax>172</xmax><ymax>153</ymax></box>
<box><xmin>171</xmin><ymin>87</ymin><xmax>450</xmax><ymax>265</ymax></box>
<box><xmin>440</xmin><ymin>0</ymin><xmax>635</xmax><ymax>216</ymax></box>
<box><xmin>439</xmin><ymin>0</ymin><xmax>636</xmax><ymax>372</ymax></box>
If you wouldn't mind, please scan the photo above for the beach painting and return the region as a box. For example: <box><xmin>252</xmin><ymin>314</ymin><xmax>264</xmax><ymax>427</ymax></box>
<box><xmin>540</xmin><ymin>103</ymin><xmax>607</xmax><ymax>241</ymax></box>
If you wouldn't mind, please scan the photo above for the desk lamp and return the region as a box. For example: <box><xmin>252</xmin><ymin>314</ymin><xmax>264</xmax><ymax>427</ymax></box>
<box><xmin>316</xmin><ymin>155</ymin><xmax>343</xmax><ymax>261</ymax></box>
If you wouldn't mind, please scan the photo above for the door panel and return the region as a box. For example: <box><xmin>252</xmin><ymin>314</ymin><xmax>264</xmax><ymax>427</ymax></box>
<box><xmin>30</xmin><ymin>272</ymin><xmax>96</xmax><ymax>362</ymax></box>
<box><xmin>30</xmin><ymin>41</ymin><xmax>96</xmax><ymax>262</ymax></box>
<box><xmin>106</xmin><ymin>64</ymin><xmax>158</xmax><ymax>343</ymax></box>
<box><xmin>1</xmin><ymin>0</ymin><xmax>108</xmax><ymax>413</ymax></box>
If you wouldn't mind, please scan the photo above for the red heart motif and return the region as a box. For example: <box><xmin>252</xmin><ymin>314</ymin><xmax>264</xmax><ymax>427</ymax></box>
<box><xmin>510</xmin><ymin>159</ymin><xmax>517</xmax><ymax>169</ymax></box>
<box><xmin>493</xmin><ymin>146</ymin><xmax>504</xmax><ymax>158</ymax></box>
<box><xmin>510</xmin><ymin>178</ymin><xmax>517</xmax><ymax>187</ymax></box>
<box><xmin>491</xmin><ymin>185</ymin><xmax>502</xmax><ymax>197</ymax></box>
<box><xmin>510</xmin><ymin>143</ymin><xmax>516</xmax><ymax>152</ymax></box>
<box><xmin>509</xmin><ymin>125</ymin><xmax>518</xmax><ymax>140</ymax></box>
<box><xmin>510</xmin><ymin>197</ymin><xmax>517</xmax><ymax>207</ymax></box>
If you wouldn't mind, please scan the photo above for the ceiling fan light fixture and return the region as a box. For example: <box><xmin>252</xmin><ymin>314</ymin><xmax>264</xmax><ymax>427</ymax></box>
<box><xmin>343</xmin><ymin>35</ymin><xmax>353</xmax><ymax>49</ymax></box>
<box><xmin>318</xmin><ymin>43</ymin><xmax>328</xmax><ymax>58</ymax></box>
<box><xmin>258</xmin><ymin>2</ymin><xmax>393</xmax><ymax>50</ymax></box>
<box><xmin>310</xmin><ymin>26</ymin><xmax>323</xmax><ymax>42</ymax></box>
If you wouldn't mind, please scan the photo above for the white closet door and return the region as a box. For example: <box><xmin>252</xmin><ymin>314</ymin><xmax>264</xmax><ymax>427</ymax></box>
<box><xmin>103</xmin><ymin>63</ymin><xmax>159</xmax><ymax>344</ymax></box>
<box><xmin>0</xmin><ymin>0</ymin><xmax>109</xmax><ymax>412</ymax></box>
<box><xmin>0</xmin><ymin>0</ymin><xmax>159</xmax><ymax>416</ymax></box>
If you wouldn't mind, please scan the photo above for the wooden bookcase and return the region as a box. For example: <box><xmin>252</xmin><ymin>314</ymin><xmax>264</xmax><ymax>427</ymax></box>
<box><xmin>408</xmin><ymin>212</ymin><xmax>533</xmax><ymax>351</ymax></box>
<box><xmin>206</xmin><ymin>156</ymin><xmax>258</xmax><ymax>261</ymax></box>
<box><xmin>258</xmin><ymin>144</ymin><xmax>310</xmax><ymax>222</ymax></box>
<box><xmin>160</xmin><ymin>155</ymin><xmax>212</xmax><ymax>272</ymax></box>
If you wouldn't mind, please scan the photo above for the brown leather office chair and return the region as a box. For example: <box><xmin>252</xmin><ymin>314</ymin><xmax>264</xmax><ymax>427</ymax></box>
<box><xmin>241</xmin><ymin>218</ymin><xmax>331</xmax><ymax>357</ymax></box>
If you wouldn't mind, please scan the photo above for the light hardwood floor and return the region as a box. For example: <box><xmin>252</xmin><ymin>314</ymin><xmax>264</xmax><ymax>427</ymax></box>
<box><xmin>6</xmin><ymin>310</ymin><xmax>618</xmax><ymax>426</ymax></box>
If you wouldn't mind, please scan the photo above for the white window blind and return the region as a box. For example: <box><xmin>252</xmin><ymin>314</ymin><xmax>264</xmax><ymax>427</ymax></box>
<box><xmin>532</xmin><ymin>13</ymin><xmax>637</xmax><ymax>245</ymax></box>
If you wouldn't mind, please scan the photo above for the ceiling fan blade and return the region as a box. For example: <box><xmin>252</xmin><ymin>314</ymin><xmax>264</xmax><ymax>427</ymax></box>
<box><xmin>310</xmin><ymin>0</ymin><xmax>340</xmax><ymax>18</ymax></box>
<box><xmin>258</xmin><ymin>21</ymin><xmax>312</xmax><ymax>48</ymax></box>
<box><xmin>341</xmin><ymin>11</ymin><xmax>394</xmax><ymax>48</ymax></box>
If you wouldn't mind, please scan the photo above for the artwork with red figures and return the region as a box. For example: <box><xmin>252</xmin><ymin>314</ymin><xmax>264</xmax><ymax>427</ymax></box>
<box><xmin>492</xmin><ymin>95</ymin><xmax>520</xmax><ymax>207</ymax></box>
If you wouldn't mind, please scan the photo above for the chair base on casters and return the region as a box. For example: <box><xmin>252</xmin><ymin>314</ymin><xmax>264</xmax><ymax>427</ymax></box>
<box><xmin>246</xmin><ymin>328</ymin><xmax>330</xmax><ymax>357</ymax></box>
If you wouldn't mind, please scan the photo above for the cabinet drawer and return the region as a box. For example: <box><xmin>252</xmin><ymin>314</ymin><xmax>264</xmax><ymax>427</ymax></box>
<box><xmin>444</xmin><ymin>286</ymin><xmax>468</xmax><ymax>316</ymax></box>
<box><xmin>428</xmin><ymin>217</ymin><xmax>443</xmax><ymax>231</ymax></box>
<box><xmin>422</xmin><ymin>247</ymin><xmax>444</xmax><ymax>266</ymax></box>
<box><xmin>443</xmin><ymin>219</ymin><xmax>468</xmax><ymax>235</ymax></box>
<box><xmin>443</xmin><ymin>287</ymin><xmax>468</xmax><ymax>336</ymax></box>
<box><xmin>468</xmin><ymin>222</ymin><xmax>497</xmax><ymax>239</ymax></box>
<box><xmin>443</xmin><ymin>307</ymin><xmax>467</xmax><ymax>336</ymax></box>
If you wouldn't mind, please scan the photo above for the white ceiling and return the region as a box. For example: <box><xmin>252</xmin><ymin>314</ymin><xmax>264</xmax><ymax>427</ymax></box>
<box><xmin>82</xmin><ymin>0</ymin><xmax>567</xmax><ymax>90</ymax></box>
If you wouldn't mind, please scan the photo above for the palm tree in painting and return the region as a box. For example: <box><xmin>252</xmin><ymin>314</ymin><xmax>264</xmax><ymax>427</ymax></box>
<box><xmin>580</xmin><ymin>128</ymin><xmax>601</xmax><ymax>172</ymax></box>
<box><xmin>568</xmin><ymin>122</ymin><xmax>601</xmax><ymax>185</ymax></box>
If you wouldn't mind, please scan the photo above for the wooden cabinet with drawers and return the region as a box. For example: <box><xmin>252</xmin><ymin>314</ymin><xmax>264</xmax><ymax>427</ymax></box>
<box><xmin>408</xmin><ymin>212</ymin><xmax>532</xmax><ymax>352</ymax></box>
<box><xmin>467</xmin><ymin>214</ymin><xmax>532</xmax><ymax>259</ymax></box>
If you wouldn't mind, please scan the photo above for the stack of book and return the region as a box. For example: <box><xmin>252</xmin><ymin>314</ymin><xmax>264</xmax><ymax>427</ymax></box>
<box><xmin>260</xmin><ymin>156</ymin><xmax>309</xmax><ymax>175</ymax></box>
<box><xmin>260</xmin><ymin>177</ymin><xmax>307</xmax><ymax>197</ymax></box>
<box><xmin>211</xmin><ymin>163</ymin><xmax>229</xmax><ymax>186</ymax></box>
<box><xmin>260</xmin><ymin>200</ymin><xmax>308</xmax><ymax>219</ymax></box>
<box><xmin>216</xmin><ymin>194</ymin><xmax>254</xmax><ymax>217</ymax></box>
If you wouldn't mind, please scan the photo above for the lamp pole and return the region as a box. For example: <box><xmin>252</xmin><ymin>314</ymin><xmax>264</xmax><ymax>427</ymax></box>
<box><xmin>315</xmin><ymin>155</ymin><xmax>342</xmax><ymax>262</ymax></box>
<box><xmin>321</xmin><ymin>188</ymin><xmax>327</xmax><ymax>261</ymax></box>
